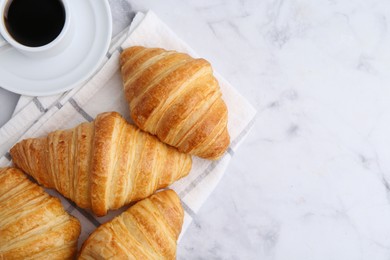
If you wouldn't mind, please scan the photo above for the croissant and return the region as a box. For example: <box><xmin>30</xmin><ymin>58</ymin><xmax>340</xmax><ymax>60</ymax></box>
<box><xmin>79</xmin><ymin>189</ymin><xmax>183</xmax><ymax>259</ymax></box>
<box><xmin>120</xmin><ymin>46</ymin><xmax>230</xmax><ymax>160</ymax></box>
<box><xmin>0</xmin><ymin>167</ymin><xmax>80</xmax><ymax>259</ymax></box>
<box><xmin>10</xmin><ymin>111</ymin><xmax>192</xmax><ymax>216</ymax></box>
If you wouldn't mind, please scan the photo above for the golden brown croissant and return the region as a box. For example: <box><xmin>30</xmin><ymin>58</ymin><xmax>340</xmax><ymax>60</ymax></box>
<box><xmin>0</xmin><ymin>167</ymin><xmax>80</xmax><ymax>259</ymax></box>
<box><xmin>120</xmin><ymin>46</ymin><xmax>230</xmax><ymax>160</ymax></box>
<box><xmin>79</xmin><ymin>189</ymin><xmax>183</xmax><ymax>259</ymax></box>
<box><xmin>10</xmin><ymin>111</ymin><xmax>192</xmax><ymax>216</ymax></box>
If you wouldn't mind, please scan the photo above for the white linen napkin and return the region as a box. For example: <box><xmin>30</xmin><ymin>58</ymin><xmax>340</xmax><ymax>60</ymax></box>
<box><xmin>0</xmin><ymin>11</ymin><xmax>257</xmax><ymax>246</ymax></box>
<box><xmin>0</xmin><ymin>23</ymin><xmax>138</xmax><ymax>157</ymax></box>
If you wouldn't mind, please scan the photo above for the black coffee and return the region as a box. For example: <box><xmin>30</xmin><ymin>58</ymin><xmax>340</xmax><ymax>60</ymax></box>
<box><xmin>4</xmin><ymin>0</ymin><xmax>65</xmax><ymax>47</ymax></box>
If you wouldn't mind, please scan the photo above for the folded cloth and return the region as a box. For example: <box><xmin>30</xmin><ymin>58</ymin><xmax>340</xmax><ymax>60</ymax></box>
<box><xmin>0</xmin><ymin>11</ymin><xmax>257</xmax><ymax>246</ymax></box>
<box><xmin>0</xmin><ymin>24</ymin><xmax>136</xmax><ymax>157</ymax></box>
<box><xmin>10</xmin><ymin>25</ymin><xmax>135</xmax><ymax>117</ymax></box>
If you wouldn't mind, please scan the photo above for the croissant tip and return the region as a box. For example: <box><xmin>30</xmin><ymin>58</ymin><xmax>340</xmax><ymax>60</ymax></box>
<box><xmin>96</xmin><ymin>111</ymin><xmax>122</xmax><ymax>120</ymax></box>
<box><xmin>0</xmin><ymin>167</ymin><xmax>81</xmax><ymax>258</ymax></box>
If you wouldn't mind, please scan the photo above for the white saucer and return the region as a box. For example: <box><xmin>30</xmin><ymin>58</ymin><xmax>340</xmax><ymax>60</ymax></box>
<box><xmin>0</xmin><ymin>0</ymin><xmax>112</xmax><ymax>96</ymax></box>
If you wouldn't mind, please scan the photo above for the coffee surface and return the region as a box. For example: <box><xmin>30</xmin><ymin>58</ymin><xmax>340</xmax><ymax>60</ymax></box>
<box><xmin>5</xmin><ymin>0</ymin><xmax>65</xmax><ymax>47</ymax></box>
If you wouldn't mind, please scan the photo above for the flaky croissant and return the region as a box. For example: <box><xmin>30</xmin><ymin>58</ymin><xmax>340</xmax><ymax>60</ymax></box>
<box><xmin>0</xmin><ymin>167</ymin><xmax>80</xmax><ymax>259</ymax></box>
<box><xmin>79</xmin><ymin>189</ymin><xmax>183</xmax><ymax>259</ymax></box>
<box><xmin>120</xmin><ymin>46</ymin><xmax>230</xmax><ymax>160</ymax></box>
<box><xmin>10</xmin><ymin>112</ymin><xmax>192</xmax><ymax>216</ymax></box>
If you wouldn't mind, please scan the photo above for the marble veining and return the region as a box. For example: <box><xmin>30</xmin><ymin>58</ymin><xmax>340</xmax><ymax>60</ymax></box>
<box><xmin>2</xmin><ymin>0</ymin><xmax>390</xmax><ymax>259</ymax></box>
<box><xmin>137</xmin><ymin>0</ymin><xmax>390</xmax><ymax>259</ymax></box>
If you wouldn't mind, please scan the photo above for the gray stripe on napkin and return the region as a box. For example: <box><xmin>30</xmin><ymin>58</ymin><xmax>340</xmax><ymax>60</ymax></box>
<box><xmin>108</xmin><ymin>46</ymin><xmax>124</xmax><ymax>59</ymax></box>
<box><xmin>69</xmin><ymin>98</ymin><xmax>93</xmax><ymax>122</ymax></box>
<box><xmin>107</xmin><ymin>46</ymin><xmax>123</xmax><ymax>58</ymax></box>
<box><xmin>65</xmin><ymin>204</ymin><xmax>76</xmax><ymax>213</ymax></box>
<box><xmin>4</xmin><ymin>152</ymin><xmax>11</xmax><ymax>161</ymax></box>
<box><xmin>32</xmin><ymin>97</ymin><xmax>47</xmax><ymax>113</ymax></box>
<box><xmin>181</xmin><ymin>199</ymin><xmax>197</xmax><ymax>219</ymax></box>
<box><xmin>179</xmin><ymin>160</ymin><xmax>220</xmax><ymax>198</ymax></box>
<box><xmin>66</xmin><ymin>198</ymin><xmax>101</xmax><ymax>227</ymax></box>
<box><xmin>55</xmin><ymin>102</ymin><xmax>63</xmax><ymax>109</ymax></box>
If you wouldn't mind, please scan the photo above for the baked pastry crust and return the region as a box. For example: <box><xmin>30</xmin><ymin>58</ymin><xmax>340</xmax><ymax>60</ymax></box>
<box><xmin>10</xmin><ymin>111</ymin><xmax>192</xmax><ymax>216</ymax></box>
<box><xmin>79</xmin><ymin>189</ymin><xmax>184</xmax><ymax>260</ymax></box>
<box><xmin>0</xmin><ymin>167</ymin><xmax>80</xmax><ymax>259</ymax></box>
<box><xmin>120</xmin><ymin>46</ymin><xmax>230</xmax><ymax>160</ymax></box>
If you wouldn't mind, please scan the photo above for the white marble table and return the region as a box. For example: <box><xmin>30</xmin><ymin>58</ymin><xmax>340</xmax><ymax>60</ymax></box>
<box><xmin>2</xmin><ymin>0</ymin><xmax>390</xmax><ymax>259</ymax></box>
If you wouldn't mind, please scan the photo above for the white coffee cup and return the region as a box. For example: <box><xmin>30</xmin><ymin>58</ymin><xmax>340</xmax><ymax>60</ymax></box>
<box><xmin>0</xmin><ymin>0</ymin><xmax>73</xmax><ymax>58</ymax></box>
